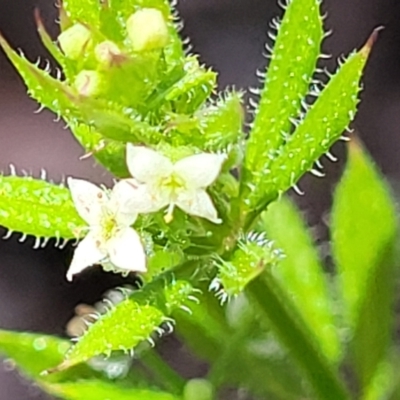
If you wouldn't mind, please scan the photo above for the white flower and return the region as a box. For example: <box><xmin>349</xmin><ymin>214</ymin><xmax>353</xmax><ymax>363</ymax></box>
<box><xmin>125</xmin><ymin>145</ymin><xmax>226</xmax><ymax>224</ymax></box>
<box><xmin>66</xmin><ymin>178</ymin><xmax>146</xmax><ymax>281</ymax></box>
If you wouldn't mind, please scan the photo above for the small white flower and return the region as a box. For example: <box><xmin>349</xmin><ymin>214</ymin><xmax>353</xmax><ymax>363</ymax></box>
<box><xmin>66</xmin><ymin>178</ymin><xmax>146</xmax><ymax>281</ymax></box>
<box><xmin>125</xmin><ymin>145</ymin><xmax>226</xmax><ymax>224</ymax></box>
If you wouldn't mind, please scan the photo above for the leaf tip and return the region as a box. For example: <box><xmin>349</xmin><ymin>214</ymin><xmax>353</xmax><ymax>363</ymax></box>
<box><xmin>41</xmin><ymin>360</ymin><xmax>71</xmax><ymax>376</ymax></box>
<box><xmin>360</xmin><ymin>26</ymin><xmax>384</xmax><ymax>58</ymax></box>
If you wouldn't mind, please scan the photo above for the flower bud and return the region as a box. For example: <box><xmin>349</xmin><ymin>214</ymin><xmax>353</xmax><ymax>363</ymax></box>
<box><xmin>58</xmin><ymin>23</ymin><xmax>92</xmax><ymax>60</ymax></box>
<box><xmin>95</xmin><ymin>40</ymin><xmax>125</xmax><ymax>68</ymax></box>
<box><xmin>74</xmin><ymin>70</ymin><xmax>103</xmax><ymax>97</ymax></box>
<box><xmin>126</xmin><ymin>8</ymin><xmax>169</xmax><ymax>52</ymax></box>
<box><xmin>183</xmin><ymin>379</ymin><xmax>214</xmax><ymax>400</ymax></box>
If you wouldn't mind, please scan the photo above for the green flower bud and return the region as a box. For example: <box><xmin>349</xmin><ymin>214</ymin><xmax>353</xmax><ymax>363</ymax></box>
<box><xmin>183</xmin><ymin>379</ymin><xmax>214</xmax><ymax>400</ymax></box>
<box><xmin>95</xmin><ymin>40</ymin><xmax>126</xmax><ymax>68</ymax></box>
<box><xmin>74</xmin><ymin>70</ymin><xmax>103</xmax><ymax>97</ymax></box>
<box><xmin>58</xmin><ymin>23</ymin><xmax>92</xmax><ymax>60</ymax></box>
<box><xmin>126</xmin><ymin>8</ymin><xmax>169</xmax><ymax>52</ymax></box>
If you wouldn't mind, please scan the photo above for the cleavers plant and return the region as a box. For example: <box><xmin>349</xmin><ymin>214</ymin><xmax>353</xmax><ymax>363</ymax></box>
<box><xmin>0</xmin><ymin>0</ymin><xmax>398</xmax><ymax>399</ymax></box>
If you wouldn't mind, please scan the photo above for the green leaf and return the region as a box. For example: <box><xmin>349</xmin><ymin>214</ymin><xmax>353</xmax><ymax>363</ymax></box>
<box><xmin>200</xmin><ymin>92</ymin><xmax>244</xmax><ymax>150</ymax></box>
<box><xmin>245</xmin><ymin>0</ymin><xmax>323</xmax><ymax>174</ymax></box>
<box><xmin>164</xmin><ymin>58</ymin><xmax>217</xmax><ymax>115</ymax></box>
<box><xmin>331</xmin><ymin>140</ymin><xmax>397</xmax><ymax>390</ymax></box>
<box><xmin>0</xmin><ymin>330</ymin><xmax>97</xmax><ymax>383</ymax></box>
<box><xmin>51</xmin><ymin>273</ymin><xmax>195</xmax><ymax>371</ymax></box>
<box><xmin>69</xmin><ymin>123</ymin><xmax>130</xmax><ymax>178</ymax></box>
<box><xmin>262</xmin><ymin>196</ymin><xmax>341</xmax><ymax>363</ymax></box>
<box><xmin>45</xmin><ymin>380</ymin><xmax>181</xmax><ymax>400</ymax></box>
<box><xmin>0</xmin><ymin>35</ymin><xmax>79</xmax><ymax>119</ymax></box>
<box><xmin>245</xmin><ymin>30</ymin><xmax>377</xmax><ymax>214</ymax></box>
<box><xmin>0</xmin><ymin>175</ymin><xmax>84</xmax><ymax>239</ymax></box>
<box><xmin>246</xmin><ymin>274</ymin><xmax>350</xmax><ymax>400</ymax></box>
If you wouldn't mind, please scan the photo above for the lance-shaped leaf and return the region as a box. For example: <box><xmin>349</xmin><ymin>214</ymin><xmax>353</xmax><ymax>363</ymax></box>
<box><xmin>263</xmin><ymin>196</ymin><xmax>340</xmax><ymax>363</ymax></box>
<box><xmin>45</xmin><ymin>380</ymin><xmax>181</xmax><ymax>400</ymax></box>
<box><xmin>331</xmin><ymin>140</ymin><xmax>397</xmax><ymax>390</ymax></box>
<box><xmin>245</xmin><ymin>0</ymin><xmax>323</xmax><ymax>173</ymax></box>
<box><xmin>0</xmin><ymin>330</ymin><xmax>98</xmax><ymax>383</ymax></box>
<box><xmin>246</xmin><ymin>30</ymin><xmax>377</xmax><ymax>214</ymax></box>
<box><xmin>246</xmin><ymin>274</ymin><xmax>350</xmax><ymax>400</ymax></box>
<box><xmin>34</xmin><ymin>9</ymin><xmax>76</xmax><ymax>81</ymax></box>
<box><xmin>70</xmin><ymin>124</ymin><xmax>129</xmax><ymax>178</ymax></box>
<box><xmin>200</xmin><ymin>92</ymin><xmax>244</xmax><ymax>150</ymax></box>
<box><xmin>0</xmin><ymin>175</ymin><xmax>84</xmax><ymax>239</ymax></box>
<box><xmin>49</xmin><ymin>274</ymin><xmax>195</xmax><ymax>372</ymax></box>
<box><xmin>164</xmin><ymin>58</ymin><xmax>217</xmax><ymax>115</ymax></box>
<box><xmin>0</xmin><ymin>35</ymin><xmax>79</xmax><ymax>118</ymax></box>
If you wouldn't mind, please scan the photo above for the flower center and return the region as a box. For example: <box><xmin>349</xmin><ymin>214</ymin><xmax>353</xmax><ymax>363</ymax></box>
<box><xmin>159</xmin><ymin>172</ymin><xmax>185</xmax><ymax>194</ymax></box>
<box><xmin>99</xmin><ymin>210</ymin><xmax>118</xmax><ymax>242</ymax></box>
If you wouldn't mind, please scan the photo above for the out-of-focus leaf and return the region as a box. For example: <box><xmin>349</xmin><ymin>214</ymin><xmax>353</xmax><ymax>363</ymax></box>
<box><xmin>332</xmin><ymin>140</ymin><xmax>397</xmax><ymax>390</ymax></box>
<box><xmin>0</xmin><ymin>330</ymin><xmax>97</xmax><ymax>383</ymax></box>
<box><xmin>45</xmin><ymin>380</ymin><xmax>181</xmax><ymax>400</ymax></box>
<box><xmin>263</xmin><ymin>196</ymin><xmax>340</xmax><ymax>363</ymax></box>
<box><xmin>246</xmin><ymin>273</ymin><xmax>350</xmax><ymax>400</ymax></box>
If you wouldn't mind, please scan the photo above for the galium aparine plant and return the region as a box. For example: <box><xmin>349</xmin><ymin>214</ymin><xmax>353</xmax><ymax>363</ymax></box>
<box><xmin>0</xmin><ymin>1</ymin><xmax>397</xmax><ymax>400</ymax></box>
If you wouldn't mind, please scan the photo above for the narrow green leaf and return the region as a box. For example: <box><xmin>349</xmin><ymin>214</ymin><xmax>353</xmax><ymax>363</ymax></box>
<box><xmin>63</xmin><ymin>0</ymin><xmax>101</xmax><ymax>26</ymax></box>
<box><xmin>0</xmin><ymin>35</ymin><xmax>78</xmax><ymax>118</ymax></box>
<box><xmin>200</xmin><ymin>92</ymin><xmax>244</xmax><ymax>150</ymax></box>
<box><xmin>164</xmin><ymin>58</ymin><xmax>217</xmax><ymax>114</ymax></box>
<box><xmin>80</xmin><ymin>102</ymin><xmax>160</xmax><ymax>143</ymax></box>
<box><xmin>246</xmin><ymin>30</ymin><xmax>377</xmax><ymax>214</ymax></box>
<box><xmin>331</xmin><ymin>140</ymin><xmax>397</xmax><ymax>389</ymax></box>
<box><xmin>263</xmin><ymin>196</ymin><xmax>340</xmax><ymax>363</ymax></box>
<box><xmin>51</xmin><ymin>274</ymin><xmax>195</xmax><ymax>371</ymax></box>
<box><xmin>0</xmin><ymin>330</ymin><xmax>97</xmax><ymax>383</ymax></box>
<box><xmin>246</xmin><ymin>274</ymin><xmax>350</xmax><ymax>400</ymax></box>
<box><xmin>46</xmin><ymin>380</ymin><xmax>181</xmax><ymax>400</ymax></box>
<box><xmin>70</xmin><ymin>124</ymin><xmax>129</xmax><ymax>178</ymax></box>
<box><xmin>245</xmin><ymin>0</ymin><xmax>323</xmax><ymax>172</ymax></box>
<box><xmin>34</xmin><ymin>10</ymin><xmax>75</xmax><ymax>81</ymax></box>
<box><xmin>0</xmin><ymin>175</ymin><xmax>84</xmax><ymax>239</ymax></box>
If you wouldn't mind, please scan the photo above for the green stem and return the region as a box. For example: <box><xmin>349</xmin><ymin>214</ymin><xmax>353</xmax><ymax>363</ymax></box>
<box><xmin>141</xmin><ymin>348</ymin><xmax>186</xmax><ymax>395</ymax></box>
<box><xmin>246</xmin><ymin>274</ymin><xmax>351</xmax><ymax>400</ymax></box>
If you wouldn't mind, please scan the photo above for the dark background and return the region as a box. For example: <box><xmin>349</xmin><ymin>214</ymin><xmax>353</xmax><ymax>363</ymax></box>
<box><xmin>0</xmin><ymin>0</ymin><xmax>399</xmax><ymax>398</ymax></box>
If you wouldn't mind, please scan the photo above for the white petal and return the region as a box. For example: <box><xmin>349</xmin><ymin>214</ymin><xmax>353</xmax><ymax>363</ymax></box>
<box><xmin>109</xmin><ymin>180</ymin><xmax>138</xmax><ymax>226</ymax></box>
<box><xmin>176</xmin><ymin>189</ymin><xmax>222</xmax><ymax>224</ymax></box>
<box><xmin>126</xmin><ymin>145</ymin><xmax>173</xmax><ymax>183</ymax></box>
<box><xmin>113</xmin><ymin>179</ymin><xmax>169</xmax><ymax>214</ymax></box>
<box><xmin>174</xmin><ymin>153</ymin><xmax>226</xmax><ymax>188</ymax></box>
<box><xmin>66</xmin><ymin>233</ymin><xmax>105</xmax><ymax>281</ymax></box>
<box><xmin>68</xmin><ymin>178</ymin><xmax>106</xmax><ymax>225</ymax></box>
<box><xmin>106</xmin><ymin>228</ymin><xmax>147</xmax><ymax>272</ymax></box>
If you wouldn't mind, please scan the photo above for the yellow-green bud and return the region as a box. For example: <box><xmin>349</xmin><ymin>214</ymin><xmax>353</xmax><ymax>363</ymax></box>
<box><xmin>74</xmin><ymin>70</ymin><xmax>103</xmax><ymax>97</ymax></box>
<box><xmin>126</xmin><ymin>8</ymin><xmax>169</xmax><ymax>52</ymax></box>
<box><xmin>58</xmin><ymin>23</ymin><xmax>92</xmax><ymax>60</ymax></box>
<box><xmin>95</xmin><ymin>40</ymin><xmax>125</xmax><ymax>68</ymax></box>
<box><xmin>183</xmin><ymin>379</ymin><xmax>214</xmax><ymax>400</ymax></box>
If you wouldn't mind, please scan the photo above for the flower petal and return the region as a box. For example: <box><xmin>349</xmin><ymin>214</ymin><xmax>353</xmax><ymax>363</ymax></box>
<box><xmin>66</xmin><ymin>233</ymin><xmax>105</xmax><ymax>281</ymax></box>
<box><xmin>106</xmin><ymin>227</ymin><xmax>147</xmax><ymax>272</ymax></box>
<box><xmin>174</xmin><ymin>153</ymin><xmax>226</xmax><ymax>188</ymax></box>
<box><xmin>126</xmin><ymin>145</ymin><xmax>173</xmax><ymax>183</ymax></box>
<box><xmin>109</xmin><ymin>180</ymin><xmax>138</xmax><ymax>226</ymax></box>
<box><xmin>176</xmin><ymin>189</ymin><xmax>222</xmax><ymax>224</ymax></box>
<box><xmin>117</xmin><ymin>179</ymin><xmax>170</xmax><ymax>214</ymax></box>
<box><xmin>68</xmin><ymin>178</ymin><xmax>106</xmax><ymax>225</ymax></box>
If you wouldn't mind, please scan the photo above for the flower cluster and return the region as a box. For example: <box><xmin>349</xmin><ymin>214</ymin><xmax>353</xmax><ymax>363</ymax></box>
<box><xmin>67</xmin><ymin>145</ymin><xmax>226</xmax><ymax>281</ymax></box>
